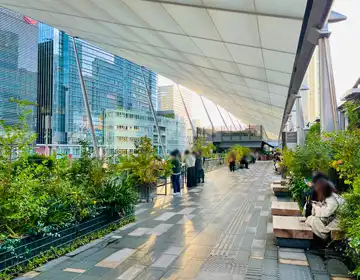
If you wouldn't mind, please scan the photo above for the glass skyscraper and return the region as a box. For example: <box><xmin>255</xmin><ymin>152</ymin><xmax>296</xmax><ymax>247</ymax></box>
<box><xmin>0</xmin><ymin>8</ymin><xmax>38</xmax><ymax>131</ymax></box>
<box><xmin>37</xmin><ymin>23</ymin><xmax>157</xmax><ymax>147</ymax></box>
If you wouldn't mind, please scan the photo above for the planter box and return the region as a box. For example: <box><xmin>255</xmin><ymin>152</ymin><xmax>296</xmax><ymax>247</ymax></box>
<box><xmin>137</xmin><ymin>183</ymin><xmax>157</xmax><ymax>202</ymax></box>
<box><xmin>0</xmin><ymin>212</ymin><xmax>132</xmax><ymax>272</ymax></box>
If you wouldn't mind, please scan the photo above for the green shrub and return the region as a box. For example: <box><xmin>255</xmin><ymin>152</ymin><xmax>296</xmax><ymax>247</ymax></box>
<box><xmin>97</xmin><ymin>174</ymin><xmax>138</xmax><ymax>216</ymax></box>
<box><xmin>192</xmin><ymin>137</ymin><xmax>216</xmax><ymax>158</ymax></box>
<box><xmin>339</xmin><ymin>191</ymin><xmax>360</xmax><ymax>276</ymax></box>
<box><xmin>117</xmin><ymin>136</ymin><xmax>172</xmax><ymax>185</ymax></box>
<box><xmin>225</xmin><ymin>145</ymin><xmax>251</xmax><ymax>163</ymax></box>
<box><xmin>288</xmin><ymin>175</ymin><xmax>309</xmax><ymax>207</ymax></box>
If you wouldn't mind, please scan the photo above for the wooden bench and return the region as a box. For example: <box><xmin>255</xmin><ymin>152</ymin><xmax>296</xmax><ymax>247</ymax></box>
<box><xmin>271</xmin><ymin>184</ymin><xmax>289</xmax><ymax>197</ymax></box>
<box><xmin>271</xmin><ymin>201</ymin><xmax>301</xmax><ymax>216</ymax></box>
<box><xmin>273</xmin><ymin>216</ymin><xmax>313</xmax><ymax>249</ymax></box>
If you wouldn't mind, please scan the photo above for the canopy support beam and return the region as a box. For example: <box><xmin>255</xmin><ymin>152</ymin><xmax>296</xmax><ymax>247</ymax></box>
<box><xmin>72</xmin><ymin>37</ymin><xmax>99</xmax><ymax>158</ymax></box>
<box><xmin>177</xmin><ymin>85</ymin><xmax>196</xmax><ymax>137</ymax></box>
<box><xmin>200</xmin><ymin>96</ymin><xmax>215</xmax><ymax>134</ymax></box>
<box><xmin>217</xmin><ymin>105</ymin><xmax>229</xmax><ymax>131</ymax></box>
<box><xmin>228</xmin><ymin>112</ymin><xmax>238</xmax><ymax>131</ymax></box>
<box><xmin>141</xmin><ymin>67</ymin><xmax>167</xmax><ymax>157</ymax></box>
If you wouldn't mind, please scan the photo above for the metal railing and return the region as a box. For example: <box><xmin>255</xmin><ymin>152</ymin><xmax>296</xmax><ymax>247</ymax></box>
<box><xmin>156</xmin><ymin>157</ymin><xmax>225</xmax><ymax>196</ymax></box>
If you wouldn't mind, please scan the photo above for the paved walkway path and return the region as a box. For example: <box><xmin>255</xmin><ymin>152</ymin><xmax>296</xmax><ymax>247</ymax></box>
<box><xmin>24</xmin><ymin>162</ymin><xmax>337</xmax><ymax>280</ymax></box>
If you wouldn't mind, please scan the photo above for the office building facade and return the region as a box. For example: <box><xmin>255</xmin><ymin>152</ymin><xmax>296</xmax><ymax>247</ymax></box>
<box><xmin>158</xmin><ymin>85</ymin><xmax>193</xmax><ymax>146</ymax></box>
<box><xmin>37</xmin><ymin>24</ymin><xmax>157</xmax><ymax>149</ymax></box>
<box><xmin>104</xmin><ymin>109</ymin><xmax>187</xmax><ymax>157</ymax></box>
<box><xmin>0</xmin><ymin>8</ymin><xmax>38</xmax><ymax>131</ymax></box>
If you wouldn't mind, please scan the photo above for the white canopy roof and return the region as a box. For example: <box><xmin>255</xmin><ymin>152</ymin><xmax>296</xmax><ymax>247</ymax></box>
<box><xmin>0</xmin><ymin>0</ymin><xmax>332</xmax><ymax>138</ymax></box>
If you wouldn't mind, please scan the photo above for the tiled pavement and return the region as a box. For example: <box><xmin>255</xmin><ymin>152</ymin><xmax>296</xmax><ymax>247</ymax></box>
<box><xmin>19</xmin><ymin>162</ymin><xmax>341</xmax><ymax>280</ymax></box>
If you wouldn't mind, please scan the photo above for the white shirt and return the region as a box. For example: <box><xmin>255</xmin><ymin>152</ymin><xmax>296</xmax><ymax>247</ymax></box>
<box><xmin>184</xmin><ymin>154</ymin><xmax>195</xmax><ymax>168</ymax></box>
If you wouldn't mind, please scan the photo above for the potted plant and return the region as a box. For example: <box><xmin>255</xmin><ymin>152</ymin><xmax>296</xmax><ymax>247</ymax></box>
<box><xmin>117</xmin><ymin>137</ymin><xmax>172</xmax><ymax>202</ymax></box>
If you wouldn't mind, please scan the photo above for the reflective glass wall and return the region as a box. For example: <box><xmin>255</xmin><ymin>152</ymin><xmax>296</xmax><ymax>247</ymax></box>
<box><xmin>0</xmin><ymin>8</ymin><xmax>38</xmax><ymax>131</ymax></box>
<box><xmin>37</xmin><ymin>24</ymin><xmax>157</xmax><ymax>146</ymax></box>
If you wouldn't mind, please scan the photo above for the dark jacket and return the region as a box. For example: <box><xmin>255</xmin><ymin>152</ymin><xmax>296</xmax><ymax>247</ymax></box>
<box><xmin>171</xmin><ymin>158</ymin><xmax>181</xmax><ymax>174</ymax></box>
<box><xmin>195</xmin><ymin>156</ymin><xmax>201</xmax><ymax>171</ymax></box>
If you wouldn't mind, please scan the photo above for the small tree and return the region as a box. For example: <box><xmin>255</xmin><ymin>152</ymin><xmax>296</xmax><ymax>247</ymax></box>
<box><xmin>118</xmin><ymin>136</ymin><xmax>172</xmax><ymax>186</ymax></box>
<box><xmin>0</xmin><ymin>99</ymin><xmax>37</xmax><ymax>193</ymax></box>
<box><xmin>192</xmin><ymin>137</ymin><xmax>215</xmax><ymax>158</ymax></box>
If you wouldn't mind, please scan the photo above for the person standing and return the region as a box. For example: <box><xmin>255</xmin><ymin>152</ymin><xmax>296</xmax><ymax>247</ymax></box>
<box><xmin>184</xmin><ymin>150</ymin><xmax>196</xmax><ymax>187</ymax></box>
<box><xmin>170</xmin><ymin>150</ymin><xmax>181</xmax><ymax>196</ymax></box>
<box><xmin>228</xmin><ymin>152</ymin><xmax>236</xmax><ymax>172</ymax></box>
<box><xmin>195</xmin><ymin>151</ymin><xmax>205</xmax><ymax>184</ymax></box>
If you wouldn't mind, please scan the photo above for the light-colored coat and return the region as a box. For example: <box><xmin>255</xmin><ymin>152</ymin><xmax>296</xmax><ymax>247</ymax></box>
<box><xmin>184</xmin><ymin>154</ymin><xmax>195</xmax><ymax>168</ymax></box>
<box><xmin>305</xmin><ymin>194</ymin><xmax>341</xmax><ymax>239</ymax></box>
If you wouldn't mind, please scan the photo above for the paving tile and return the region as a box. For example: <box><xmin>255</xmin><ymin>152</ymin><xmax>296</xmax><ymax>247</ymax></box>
<box><xmin>306</xmin><ymin>253</ymin><xmax>327</xmax><ymax>274</ymax></box>
<box><xmin>35</xmin><ymin>256</ymin><xmax>71</xmax><ymax>272</ymax></box>
<box><xmin>325</xmin><ymin>259</ymin><xmax>350</xmax><ymax>277</ymax></box>
<box><xmin>160</xmin><ymin>268</ymin><xmax>181</xmax><ymax>280</ymax></box>
<box><xmin>178</xmin><ymin>259</ymin><xmax>204</xmax><ymax>278</ymax></box>
<box><xmin>117</xmin><ymin>264</ymin><xmax>146</xmax><ymax>280</ymax></box>
<box><xmin>250</xmin><ymin>248</ymin><xmax>265</xmax><ymax>260</ymax></box>
<box><xmin>63</xmin><ymin>268</ymin><xmax>86</xmax><ymax>273</ymax></box>
<box><xmin>164</xmin><ymin>246</ymin><xmax>184</xmax><ymax>256</ymax></box>
<box><xmin>133</xmin><ymin>267</ymin><xmax>165</xmax><ymax>280</ymax></box>
<box><xmin>252</xmin><ymin>239</ymin><xmax>266</xmax><ymax>248</ymax></box>
<box><xmin>46</xmin><ymin>271</ymin><xmax>79</xmax><ymax>280</ymax></box>
<box><xmin>278</xmin><ymin>251</ymin><xmax>307</xmax><ymax>261</ymax></box>
<box><xmin>15</xmin><ymin>271</ymin><xmax>40</xmax><ymax>279</ymax></box>
<box><xmin>279</xmin><ymin>259</ymin><xmax>309</xmax><ymax>266</ymax></box>
<box><xmin>313</xmin><ymin>275</ymin><xmax>331</xmax><ymax>280</ymax></box>
<box><xmin>148</xmin><ymin>224</ymin><xmax>174</xmax><ymax>236</ymax></box>
<box><xmin>278</xmin><ymin>264</ymin><xmax>312</xmax><ymax>280</ymax></box>
<box><xmin>135</xmin><ymin>208</ymin><xmax>147</xmax><ymax>215</ymax></box>
<box><xmin>235</xmin><ymin>250</ymin><xmax>250</xmax><ymax>264</ymax></box>
<box><xmin>262</xmin><ymin>259</ymin><xmax>277</xmax><ymax>276</ymax></box>
<box><xmin>155</xmin><ymin>212</ymin><xmax>177</xmax><ymax>221</ymax></box>
<box><xmin>128</xmin><ymin>227</ymin><xmax>151</xmax><ymax>236</ymax></box>
<box><xmin>177</xmin><ymin>207</ymin><xmax>197</xmax><ymax>215</ymax></box>
<box><xmin>152</xmin><ymin>254</ymin><xmax>178</xmax><ymax>268</ymax></box>
<box><xmin>95</xmin><ymin>248</ymin><xmax>135</xmax><ymax>268</ymax></box>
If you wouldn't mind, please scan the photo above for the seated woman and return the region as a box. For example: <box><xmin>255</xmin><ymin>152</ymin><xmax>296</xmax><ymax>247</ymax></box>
<box><xmin>303</xmin><ymin>173</ymin><xmax>341</xmax><ymax>217</ymax></box>
<box><xmin>305</xmin><ymin>178</ymin><xmax>343</xmax><ymax>241</ymax></box>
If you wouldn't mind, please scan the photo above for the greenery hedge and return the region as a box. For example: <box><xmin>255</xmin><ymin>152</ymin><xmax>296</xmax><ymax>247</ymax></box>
<box><xmin>281</xmin><ymin>116</ymin><xmax>360</xmax><ymax>276</ymax></box>
<box><xmin>0</xmin><ymin>100</ymin><xmax>172</xmax><ymax>276</ymax></box>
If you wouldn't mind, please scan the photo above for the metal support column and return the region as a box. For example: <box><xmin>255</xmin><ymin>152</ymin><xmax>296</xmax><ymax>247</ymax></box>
<box><xmin>216</xmin><ymin>105</ymin><xmax>229</xmax><ymax>131</ymax></box>
<box><xmin>296</xmin><ymin>95</ymin><xmax>305</xmax><ymax>145</ymax></box>
<box><xmin>177</xmin><ymin>85</ymin><xmax>196</xmax><ymax>136</ymax></box>
<box><xmin>200</xmin><ymin>96</ymin><xmax>215</xmax><ymax>133</ymax></box>
<box><xmin>141</xmin><ymin>67</ymin><xmax>167</xmax><ymax>157</ymax></box>
<box><xmin>72</xmin><ymin>37</ymin><xmax>100</xmax><ymax>158</ymax></box>
<box><xmin>319</xmin><ymin>31</ymin><xmax>339</xmax><ymax>133</ymax></box>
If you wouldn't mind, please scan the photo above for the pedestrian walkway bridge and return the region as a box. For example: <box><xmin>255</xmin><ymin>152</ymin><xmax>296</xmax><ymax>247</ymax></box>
<box><xmin>23</xmin><ymin>162</ymin><xmax>348</xmax><ymax>280</ymax></box>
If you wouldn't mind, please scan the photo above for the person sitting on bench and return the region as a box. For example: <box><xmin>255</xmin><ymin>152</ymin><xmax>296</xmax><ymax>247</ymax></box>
<box><xmin>305</xmin><ymin>178</ymin><xmax>342</xmax><ymax>241</ymax></box>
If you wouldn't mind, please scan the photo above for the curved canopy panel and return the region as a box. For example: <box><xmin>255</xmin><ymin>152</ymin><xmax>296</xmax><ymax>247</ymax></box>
<box><xmin>0</xmin><ymin>0</ymin><xmax>331</xmax><ymax>137</ymax></box>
